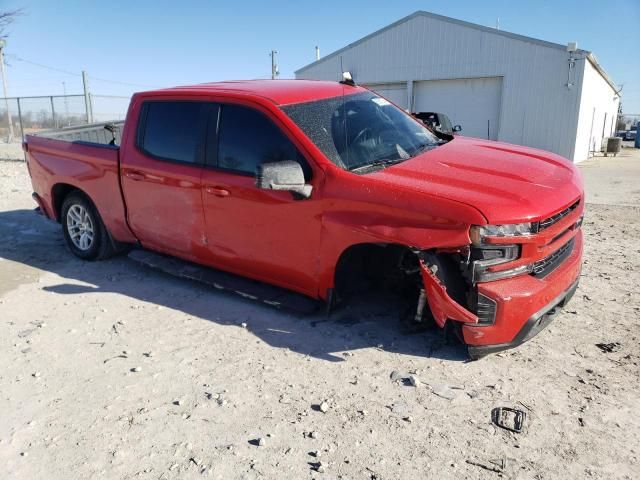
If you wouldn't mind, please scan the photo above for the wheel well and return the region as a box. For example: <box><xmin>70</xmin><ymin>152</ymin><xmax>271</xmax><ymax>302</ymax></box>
<box><xmin>53</xmin><ymin>185</ymin><xmax>126</xmax><ymax>256</ymax></box>
<box><xmin>51</xmin><ymin>184</ymin><xmax>81</xmax><ymax>221</ymax></box>
<box><xmin>333</xmin><ymin>243</ymin><xmax>421</xmax><ymax>301</ymax></box>
<box><xmin>333</xmin><ymin>243</ymin><xmax>472</xmax><ymax>321</ymax></box>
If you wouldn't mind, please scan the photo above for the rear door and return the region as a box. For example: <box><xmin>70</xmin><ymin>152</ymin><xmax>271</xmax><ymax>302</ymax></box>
<box><xmin>121</xmin><ymin>100</ymin><xmax>213</xmax><ymax>260</ymax></box>
<box><xmin>199</xmin><ymin>102</ymin><xmax>323</xmax><ymax>296</ymax></box>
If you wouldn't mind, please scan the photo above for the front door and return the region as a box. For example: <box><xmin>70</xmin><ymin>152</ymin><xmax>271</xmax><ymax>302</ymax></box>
<box><xmin>121</xmin><ymin>100</ymin><xmax>212</xmax><ymax>261</ymax></box>
<box><xmin>200</xmin><ymin>103</ymin><xmax>322</xmax><ymax>296</ymax></box>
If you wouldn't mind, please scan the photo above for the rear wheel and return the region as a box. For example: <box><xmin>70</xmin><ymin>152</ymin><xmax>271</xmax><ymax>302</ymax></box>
<box><xmin>61</xmin><ymin>192</ymin><xmax>115</xmax><ymax>260</ymax></box>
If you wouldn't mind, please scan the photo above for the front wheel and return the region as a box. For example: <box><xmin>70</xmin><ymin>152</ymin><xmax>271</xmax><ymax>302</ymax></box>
<box><xmin>61</xmin><ymin>192</ymin><xmax>114</xmax><ymax>260</ymax></box>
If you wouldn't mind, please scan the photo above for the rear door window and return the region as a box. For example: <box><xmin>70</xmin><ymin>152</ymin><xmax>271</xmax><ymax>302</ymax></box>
<box><xmin>138</xmin><ymin>101</ymin><xmax>210</xmax><ymax>164</ymax></box>
<box><xmin>216</xmin><ymin>104</ymin><xmax>310</xmax><ymax>179</ymax></box>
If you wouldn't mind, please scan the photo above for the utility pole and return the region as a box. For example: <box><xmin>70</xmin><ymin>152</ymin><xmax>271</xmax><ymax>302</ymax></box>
<box><xmin>0</xmin><ymin>39</ymin><xmax>14</xmax><ymax>143</ymax></box>
<box><xmin>270</xmin><ymin>50</ymin><xmax>279</xmax><ymax>80</ymax></box>
<box><xmin>82</xmin><ymin>70</ymin><xmax>93</xmax><ymax>123</ymax></box>
<box><xmin>315</xmin><ymin>46</ymin><xmax>320</xmax><ymax>61</ymax></box>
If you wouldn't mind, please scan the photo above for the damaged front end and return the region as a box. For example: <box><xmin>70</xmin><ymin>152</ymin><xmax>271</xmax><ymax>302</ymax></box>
<box><xmin>333</xmin><ymin>232</ymin><xmax>581</xmax><ymax>359</ymax></box>
<box><xmin>414</xmin><ymin>230</ymin><xmax>537</xmax><ymax>331</ymax></box>
<box><xmin>418</xmin><ymin>258</ymin><xmax>477</xmax><ymax>328</ymax></box>
<box><xmin>413</xmin><ymin>247</ymin><xmax>498</xmax><ymax>346</ymax></box>
<box><xmin>412</xmin><ymin>216</ymin><xmax>583</xmax><ymax>358</ymax></box>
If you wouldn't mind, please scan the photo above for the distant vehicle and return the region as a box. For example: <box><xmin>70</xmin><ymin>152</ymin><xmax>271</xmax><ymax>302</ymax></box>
<box><xmin>412</xmin><ymin>112</ymin><xmax>462</xmax><ymax>135</ymax></box>
<box><xmin>624</xmin><ymin>129</ymin><xmax>637</xmax><ymax>141</ymax></box>
<box><xmin>615</xmin><ymin>131</ymin><xmax>626</xmax><ymax>138</ymax></box>
<box><xmin>24</xmin><ymin>79</ymin><xmax>584</xmax><ymax>359</ymax></box>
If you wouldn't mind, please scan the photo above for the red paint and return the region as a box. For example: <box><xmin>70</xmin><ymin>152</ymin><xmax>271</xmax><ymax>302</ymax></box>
<box><xmin>470</xmin><ymin>230</ymin><xmax>583</xmax><ymax>346</ymax></box>
<box><xmin>368</xmin><ymin>137</ymin><xmax>583</xmax><ymax>225</ymax></box>
<box><xmin>172</xmin><ymin>79</ymin><xmax>361</xmax><ymax>105</ymax></box>
<box><xmin>420</xmin><ymin>261</ymin><xmax>479</xmax><ymax>327</ymax></box>
<box><xmin>25</xmin><ymin>80</ymin><xmax>584</xmax><ymax>353</ymax></box>
<box><xmin>25</xmin><ymin>136</ymin><xmax>136</xmax><ymax>243</ymax></box>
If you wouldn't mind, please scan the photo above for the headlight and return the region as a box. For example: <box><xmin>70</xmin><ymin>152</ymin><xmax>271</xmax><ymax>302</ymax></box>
<box><xmin>470</xmin><ymin>222</ymin><xmax>536</xmax><ymax>245</ymax></box>
<box><xmin>472</xmin><ymin>245</ymin><xmax>519</xmax><ymax>267</ymax></box>
<box><xmin>471</xmin><ymin>244</ymin><xmax>524</xmax><ymax>282</ymax></box>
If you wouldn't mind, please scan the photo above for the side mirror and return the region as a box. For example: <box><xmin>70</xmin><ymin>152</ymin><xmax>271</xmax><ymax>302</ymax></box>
<box><xmin>256</xmin><ymin>161</ymin><xmax>312</xmax><ymax>199</ymax></box>
<box><xmin>452</xmin><ymin>125</ymin><xmax>462</xmax><ymax>133</ymax></box>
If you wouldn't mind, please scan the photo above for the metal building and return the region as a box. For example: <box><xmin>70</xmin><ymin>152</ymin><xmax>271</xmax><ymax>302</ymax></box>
<box><xmin>295</xmin><ymin>11</ymin><xmax>619</xmax><ymax>163</ymax></box>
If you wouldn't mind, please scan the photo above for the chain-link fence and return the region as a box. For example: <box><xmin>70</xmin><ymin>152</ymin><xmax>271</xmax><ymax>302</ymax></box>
<box><xmin>0</xmin><ymin>93</ymin><xmax>130</xmax><ymax>143</ymax></box>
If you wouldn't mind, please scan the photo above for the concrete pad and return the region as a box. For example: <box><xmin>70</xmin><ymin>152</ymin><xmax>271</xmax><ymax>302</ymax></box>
<box><xmin>578</xmin><ymin>146</ymin><xmax>640</xmax><ymax>206</ymax></box>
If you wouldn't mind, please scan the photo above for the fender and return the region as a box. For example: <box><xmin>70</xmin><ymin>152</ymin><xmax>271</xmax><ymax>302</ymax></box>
<box><xmin>316</xmin><ymin>168</ymin><xmax>486</xmax><ymax>300</ymax></box>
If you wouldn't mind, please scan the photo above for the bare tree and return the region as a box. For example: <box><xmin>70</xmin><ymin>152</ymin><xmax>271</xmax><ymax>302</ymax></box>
<box><xmin>0</xmin><ymin>9</ymin><xmax>23</xmax><ymax>39</ymax></box>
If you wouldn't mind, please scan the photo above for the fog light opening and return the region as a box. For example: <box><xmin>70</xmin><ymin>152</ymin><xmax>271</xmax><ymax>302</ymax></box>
<box><xmin>476</xmin><ymin>293</ymin><xmax>497</xmax><ymax>326</ymax></box>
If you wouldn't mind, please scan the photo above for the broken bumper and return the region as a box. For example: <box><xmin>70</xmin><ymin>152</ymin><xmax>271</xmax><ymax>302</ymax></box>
<box><xmin>464</xmin><ymin>230</ymin><xmax>583</xmax><ymax>356</ymax></box>
<box><xmin>468</xmin><ymin>278</ymin><xmax>579</xmax><ymax>358</ymax></box>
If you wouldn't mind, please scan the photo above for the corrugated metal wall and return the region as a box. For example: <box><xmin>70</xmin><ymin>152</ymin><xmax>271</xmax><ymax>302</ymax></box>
<box><xmin>364</xmin><ymin>82</ymin><xmax>408</xmax><ymax>109</ymax></box>
<box><xmin>573</xmin><ymin>59</ymin><xmax>620</xmax><ymax>161</ymax></box>
<box><xmin>296</xmin><ymin>13</ymin><xmax>590</xmax><ymax>161</ymax></box>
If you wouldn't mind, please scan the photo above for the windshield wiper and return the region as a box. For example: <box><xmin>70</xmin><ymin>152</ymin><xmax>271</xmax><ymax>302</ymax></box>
<box><xmin>411</xmin><ymin>141</ymin><xmax>444</xmax><ymax>158</ymax></box>
<box><xmin>349</xmin><ymin>158</ymin><xmax>405</xmax><ymax>172</ymax></box>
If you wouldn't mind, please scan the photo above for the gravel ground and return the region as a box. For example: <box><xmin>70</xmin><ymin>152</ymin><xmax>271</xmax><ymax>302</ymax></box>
<box><xmin>1</xmin><ymin>144</ymin><xmax>639</xmax><ymax>479</ymax></box>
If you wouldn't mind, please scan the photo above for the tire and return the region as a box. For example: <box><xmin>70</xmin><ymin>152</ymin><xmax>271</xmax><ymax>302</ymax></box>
<box><xmin>61</xmin><ymin>191</ymin><xmax>115</xmax><ymax>260</ymax></box>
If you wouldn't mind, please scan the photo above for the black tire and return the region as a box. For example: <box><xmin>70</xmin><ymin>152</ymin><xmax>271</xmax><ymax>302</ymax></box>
<box><xmin>61</xmin><ymin>191</ymin><xmax>115</xmax><ymax>260</ymax></box>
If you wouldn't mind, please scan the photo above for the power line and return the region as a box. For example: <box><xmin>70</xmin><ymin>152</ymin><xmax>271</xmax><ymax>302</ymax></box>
<box><xmin>6</xmin><ymin>53</ymin><xmax>159</xmax><ymax>88</ymax></box>
<box><xmin>6</xmin><ymin>54</ymin><xmax>80</xmax><ymax>77</ymax></box>
<box><xmin>88</xmin><ymin>75</ymin><xmax>158</xmax><ymax>88</ymax></box>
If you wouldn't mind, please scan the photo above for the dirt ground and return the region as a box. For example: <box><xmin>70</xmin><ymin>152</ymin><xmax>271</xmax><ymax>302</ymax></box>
<box><xmin>1</xmin><ymin>143</ymin><xmax>639</xmax><ymax>480</ymax></box>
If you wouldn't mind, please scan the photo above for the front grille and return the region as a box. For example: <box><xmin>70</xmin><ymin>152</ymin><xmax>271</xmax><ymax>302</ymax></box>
<box><xmin>532</xmin><ymin>238</ymin><xmax>575</xmax><ymax>278</ymax></box>
<box><xmin>538</xmin><ymin>200</ymin><xmax>580</xmax><ymax>231</ymax></box>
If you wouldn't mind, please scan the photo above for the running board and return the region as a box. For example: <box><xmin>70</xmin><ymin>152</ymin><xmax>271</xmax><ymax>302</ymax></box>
<box><xmin>128</xmin><ymin>249</ymin><xmax>320</xmax><ymax>315</ymax></box>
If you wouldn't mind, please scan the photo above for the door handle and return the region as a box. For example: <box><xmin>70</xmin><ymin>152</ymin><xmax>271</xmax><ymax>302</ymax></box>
<box><xmin>125</xmin><ymin>170</ymin><xmax>146</xmax><ymax>181</ymax></box>
<box><xmin>205</xmin><ymin>186</ymin><xmax>231</xmax><ymax>197</ymax></box>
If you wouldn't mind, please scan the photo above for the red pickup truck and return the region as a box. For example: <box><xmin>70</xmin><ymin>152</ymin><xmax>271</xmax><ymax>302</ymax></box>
<box><xmin>24</xmin><ymin>80</ymin><xmax>584</xmax><ymax>358</ymax></box>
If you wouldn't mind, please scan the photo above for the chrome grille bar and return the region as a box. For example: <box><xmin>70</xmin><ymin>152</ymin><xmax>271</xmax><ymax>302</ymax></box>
<box><xmin>538</xmin><ymin>200</ymin><xmax>580</xmax><ymax>231</ymax></box>
<box><xmin>532</xmin><ymin>238</ymin><xmax>576</xmax><ymax>278</ymax></box>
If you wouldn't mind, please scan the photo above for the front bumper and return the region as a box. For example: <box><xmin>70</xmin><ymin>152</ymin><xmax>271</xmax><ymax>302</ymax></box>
<box><xmin>468</xmin><ymin>278</ymin><xmax>579</xmax><ymax>359</ymax></box>
<box><xmin>462</xmin><ymin>229</ymin><xmax>583</xmax><ymax>352</ymax></box>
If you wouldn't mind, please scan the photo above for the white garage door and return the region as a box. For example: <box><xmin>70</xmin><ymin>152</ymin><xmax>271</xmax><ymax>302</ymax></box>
<box><xmin>366</xmin><ymin>83</ymin><xmax>408</xmax><ymax>110</ymax></box>
<box><xmin>413</xmin><ymin>77</ymin><xmax>503</xmax><ymax>140</ymax></box>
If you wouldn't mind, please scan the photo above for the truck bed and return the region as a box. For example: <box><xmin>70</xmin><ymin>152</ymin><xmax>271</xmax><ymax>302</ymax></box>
<box><xmin>30</xmin><ymin>121</ymin><xmax>125</xmax><ymax>146</ymax></box>
<box><xmin>25</xmin><ymin>120</ymin><xmax>136</xmax><ymax>244</ymax></box>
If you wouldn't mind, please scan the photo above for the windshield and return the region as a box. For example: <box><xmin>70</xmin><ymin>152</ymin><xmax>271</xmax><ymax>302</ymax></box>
<box><xmin>281</xmin><ymin>91</ymin><xmax>442</xmax><ymax>172</ymax></box>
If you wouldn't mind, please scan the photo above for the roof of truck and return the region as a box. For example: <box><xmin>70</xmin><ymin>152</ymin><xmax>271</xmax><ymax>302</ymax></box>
<box><xmin>151</xmin><ymin>79</ymin><xmax>363</xmax><ymax>105</ymax></box>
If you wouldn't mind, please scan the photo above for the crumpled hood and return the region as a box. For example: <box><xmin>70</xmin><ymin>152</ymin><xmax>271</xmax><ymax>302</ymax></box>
<box><xmin>368</xmin><ymin>136</ymin><xmax>584</xmax><ymax>224</ymax></box>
